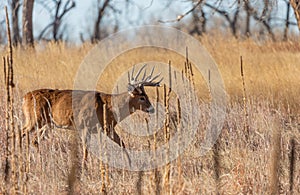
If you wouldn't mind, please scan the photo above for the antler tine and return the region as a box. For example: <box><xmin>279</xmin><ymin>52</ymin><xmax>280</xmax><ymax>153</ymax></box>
<box><xmin>153</xmin><ymin>77</ymin><xmax>163</xmax><ymax>86</ymax></box>
<box><xmin>134</xmin><ymin>64</ymin><xmax>147</xmax><ymax>81</ymax></box>
<box><xmin>154</xmin><ymin>77</ymin><xmax>163</xmax><ymax>86</ymax></box>
<box><xmin>148</xmin><ymin>72</ymin><xmax>161</xmax><ymax>82</ymax></box>
<box><xmin>144</xmin><ymin>66</ymin><xmax>155</xmax><ymax>81</ymax></box>
<box><xmin>131</xmin><ymin>65</ymin><xmax>135</xmax><ymax>82</ymax></box>
<box><xmin>157</xmin><ymin>77</ymin><xmax>163</xmax><ymax>85</ymax></box>
<box><xmin>128</xmin><ymin>64</ymin><xmax>163</xmax><ymax>87</ymax></box>
<box><xmin>143</xmin><ymin>77</ymin><xmax>163</xmax><ymax>86</ymax></box>
<box><xmin>141</xmin><ymin>66</ymin><xmax>147</xmax><ymax>81</ymax></box>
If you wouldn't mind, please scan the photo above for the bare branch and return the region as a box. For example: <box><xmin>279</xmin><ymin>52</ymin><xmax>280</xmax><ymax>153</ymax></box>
<box><xmin>244</xmin><ymin>1</ymin><xmax>275</xmax><ymax>40</ymax></box>
<box><xmin>38</xmin><ymin>22</ymin><xmax>53</xmax><ymax>39</ymax></box>
<box><xmin>38</xmin><ymin>0</ymin><xmax>75</xmax><ymax>41</ymax></box>
<box><xmin>59</xmin><ymin>0</ymin><xmax>75</xmax><ymax>19</ymax></box>
<box><xmin>141</xmin><ymin>0</ymin><xmax>153</xmax><ymax>10</ymax></box>
<box><xmin>36</xmin><ymin>0</ymin><xmax>55</xmax><ymax>16</ymax></box>
<box><xmin>158</xmin><ymin>0</ymin><xmax>204</xmax><ymax>23</ymax></box>
<box><xmin>205</xmin><ymin>2</ymin><xmax>240</xmax><ymax>37</ymax></box>
<box><xmin>290</xmin><ymin>0</ymin><xmax>300</xmax><ymax>31</ymax></box>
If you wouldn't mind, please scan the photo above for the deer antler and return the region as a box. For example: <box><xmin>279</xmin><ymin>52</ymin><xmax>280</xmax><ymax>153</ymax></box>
<box><xmin>128</xmin><ymin>64</ymin><xmax>163</xmax><ymax>88</ymax></box>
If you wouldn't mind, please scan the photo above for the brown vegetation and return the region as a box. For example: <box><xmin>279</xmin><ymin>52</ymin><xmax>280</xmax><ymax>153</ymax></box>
<box><xmin>0</xmin><ymin>35</ymin><xmax>299</xmax><ymax>194</ymax></box>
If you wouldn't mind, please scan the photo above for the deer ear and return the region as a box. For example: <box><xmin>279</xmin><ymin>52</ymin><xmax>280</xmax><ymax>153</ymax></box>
<box><xmin>128</xmin><ymin>85</ymin><xmax>135</xmax><ymax>97</ymax></box>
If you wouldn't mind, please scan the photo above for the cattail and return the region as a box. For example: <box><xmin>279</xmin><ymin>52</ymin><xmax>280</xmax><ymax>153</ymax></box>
<box><xmin>24</xmin><ymin>121</ymin><xmax>30</xmax><ymax>195</ymax></box>
<box><xmin>163</xmin><ymin>61</ymin><xmax>172</xmax><ymax>194</ymax></box>
<box><xmin>152</xmin><ymin>86</ymin><xmax>161</xmax><ymax>195</ymax></box>
<box><xmin>3</xmin><ymin>56</ymin><xmax>10</xmax><ymax>184</ymax></box>
<box><xmin>289</xmin><ymin>137</ymin><xmax>296</xmax><ymax>194</ymax></box>
<box><xmin>97</xmin><ymin>123</ymin><xmax>105</xmax><ymax>193</ymax></box>
<box><xmin>213</xmin><ymin>140</ymin><xmax>221</xmax><ymax>194</ymax></box>
<box><xmin>81</xmin><ymin>123</ymin><xmax>88</xmax><ymax>176</ymax></box>
<box><xmin>176</xmin><ymin>97</ymin><xmax>183</xmax><ymax>190</ymax></box>
<box><xmin>270</xmin><ymin>118</ymin><xmax>281</xmax><ymax>195</ymax></box>
<box><xmin>101</xmin><ymin>103</ymin><xmax>108</xmax><ymax>194</ymax></box>
<box><xmin>4</xmin><ymin>6</ymin><xmax>17</xmax><ymax>193</ymax></box>
<box><xmin>67</xmin><ymin>131</ymin><xmax>79</xmax><ymax>195</ymax></box>
<box><xmin>154</xmin><ymin>86</ymin><xmax>159</xmax><ymax>151</ymax></box>
<box><xmin>240</xmin><ymin>56</ymin><xmax>249</xmax><ymax>140</ymax></box>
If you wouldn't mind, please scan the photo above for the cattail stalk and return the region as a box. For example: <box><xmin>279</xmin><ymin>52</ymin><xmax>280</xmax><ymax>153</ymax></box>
<box><xmin>3</xmin><ymin>56</ymin><xmax>10</xmax><ymax>184</ymax></box>
<box><xmin>4</xmin><ymin>6</ymin><xmax>17</xmax><ymax>194</ymax></box>
<box><xmin>289</xmin><ymin>137</ymin><xmax>296</xmax><ymax>194</ymax></box>
<box><xmin>81</xmin><ymin>124</ymin><xmax>88</xmax><ymax>177</ymax></box>
<box><xmin>163</xmin><ymin>61</ymin><xmax>172</xmax><ymax>194</ymax></box>
<box><xmin>240</xmin><ymin>56</ymin><xmax>249</xmax><ymax>139</ymax></box>
<box><xmin>176</xmin><ymin>98</ymin><xmax>183</xmax><ymax>190</ymax></box>
<box><xmin>100</xmin><ymin>103</ymin><xmax>108</xmax><ymax>194</ymax></box>
<box><xmin>270</xmin><ymin>118</ymin><xmax>281</xmax><ymax>195</ymax></box>
<box><xmin>67</xmin><ymin>131</ymin><xmax>79</xmax><ymax>195</ymax></box>
<box><xmin>153</xmin><ymin>86</ymin><xmax>161</xmax><ymax>195</ymax></box>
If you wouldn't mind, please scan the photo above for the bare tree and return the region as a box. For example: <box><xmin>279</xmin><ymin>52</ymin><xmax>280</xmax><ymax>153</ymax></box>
<box><xmin>91</xmin><ymin>0</ymin><xmax>130</xmax><ymax>42</ymax></box>
<box><xmin>159</xmin><ymin>0</ymin><xmax>300</xmax><ymax>40</ymax></box>
<box><xmin>245</xmin><ymin>3</ymin><xmax>251</xmax><ymax>37</ymax></box>
<box><xmin>243</xmin><ymin>0</ymin><xmax>275</xmax><ymax>40</ymax></box>
<box><xmin>284</xmin><ymin>1</ymin><xmax>291</xmax><ymax>40</ymax></box>
<box><xmin>22</xmin><ymin>0</ymin><xmax>34</xmax><ymax>47</ymax></box>
<box><xmin>38</xmin><ymin>0</ymin><xmax>76</xmax><ymax>42</ymax></box>
<box><xmin>205</xmin><ymin>2</ymin><xmax>240</xmax><ymax>38</ymax></box>
<box><xmin>290</xmin><ymin>0</ymin><xmax>300</xmax><ymax>30</ymax></box>
<box><xmin>11</xmin><ymin>0</ymin><xmax>21</xmax><ymax>46</ymax></box>
<box><xmin>92</xmin><ymin>0</ymin><xmax>112</xmax><ymax>42</ymax></box>
<box><xmin>189</xmin><ymin>4</ymin><xmax>207</xmax><ymax>35</ymax></box>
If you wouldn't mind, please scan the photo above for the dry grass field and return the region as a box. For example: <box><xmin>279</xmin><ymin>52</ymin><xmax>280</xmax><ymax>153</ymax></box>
<box><xmin>0</xmin><ymin>35</ymin><xmax>299</xmax><ymax>194</ymax></box>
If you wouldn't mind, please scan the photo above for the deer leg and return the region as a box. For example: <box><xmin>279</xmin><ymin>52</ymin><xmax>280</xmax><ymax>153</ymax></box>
<box><xmin>112</xmin><ymin>131</ymin><xmax>125</xmax><ymax>148</ymax></box>
<box><xmin>22</xmin><ymin>120</ymin><xmax>41</xmax><ymax>149</ymax></box>
<box><xmin>22</xmin><ymin>120</ymin><xmax>34</xmax><ymax>138</ymax></box>
<box><xmin>112</xmin><ymin>131</ymin><xmax>131</xmax><ymax>167</ymax></box>
<box><xmin>31</xmin><ymin>125</ymin><xmax>48</xmax><ymax>148</ymax></box>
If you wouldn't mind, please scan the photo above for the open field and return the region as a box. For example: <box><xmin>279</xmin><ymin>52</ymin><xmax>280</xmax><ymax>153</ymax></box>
<box><xmin>0</xmin><ymin>35</ymin><xmax>299</xmax><ymax>194</ymax></box>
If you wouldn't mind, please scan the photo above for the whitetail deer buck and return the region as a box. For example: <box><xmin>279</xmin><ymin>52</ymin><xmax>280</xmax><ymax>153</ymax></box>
<box><xmin>22</xmin><ymin>64</ymin><xmax>162</xmax><ymax>153</ymax></box>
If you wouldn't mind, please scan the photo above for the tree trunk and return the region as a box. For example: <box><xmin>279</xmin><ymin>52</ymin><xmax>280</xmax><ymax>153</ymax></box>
<box><xmin>11</xmin><ymin>0</ymin><xmax>21</xmax><ymax>46</ymax></box>
<box><xmin>284</xmin><ymin>1</ymin><xmax>291</xmax><ymax>40</ymax></box>
<box><xmin>245</xmin><ymin>5</ymin><xmax>251</xmax><ymax>37</ymax></box>
<box><xmin>22</xmin><ymin>0</ymin><xmax>34</xmax><ymax>47</ymax></box>
<box><xmin>290</xmin><ymin>0</ymin><xmax>300</xmax><ymax>31</ymax></box>
<box><xmin>92</xmin><ymin>0</ymin><xmax>110</xmax><ymax>42</ymax></box>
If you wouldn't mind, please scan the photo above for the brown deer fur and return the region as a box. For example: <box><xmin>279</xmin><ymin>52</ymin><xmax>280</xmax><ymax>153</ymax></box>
<box><xmin>22</xmin><ymin>87</ymin><xmax>155</xmax><ymax>147</ymax></box>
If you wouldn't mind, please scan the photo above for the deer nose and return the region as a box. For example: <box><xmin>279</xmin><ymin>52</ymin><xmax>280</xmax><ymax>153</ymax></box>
<box><xmin>147</xmin><ymin>106</ymin><xmax>155</xmax><ymax>113</ymax></box>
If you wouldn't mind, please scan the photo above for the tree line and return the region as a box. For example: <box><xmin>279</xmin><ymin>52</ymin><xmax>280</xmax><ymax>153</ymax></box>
<box><xmin>2</xmin><ymin>0</ymin><xmax>300</xmax><ymax>47</ymax></box>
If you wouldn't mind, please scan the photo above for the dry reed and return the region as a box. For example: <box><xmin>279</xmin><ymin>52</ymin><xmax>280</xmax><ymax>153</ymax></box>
<box><xmin>270</xmin><ymin>117</ymin><xmax>281</xmax><ymax>194</ymax></box>
<box><xmin>3</xmin><ymin>6</ymin><xmax>18</xmax><ymax>194</ymax></box>
<box><xmin>0</xmin><ymin>34</ymin><xmax>299</xmax><ymax>194</ymax></box>
<box><xmin>289</xmin><ymin>137</ymin><xmax>296</xmax><ymax>194</ymax></box>
<box><xmin>240</xmin><ymin>56</ymin><xmax>249</xmax><ymax>140</ymax></box>
<box><xmin>101</xmin><ymin>103</ymin><xmax>108</xmax><ymax>194</ymax></box>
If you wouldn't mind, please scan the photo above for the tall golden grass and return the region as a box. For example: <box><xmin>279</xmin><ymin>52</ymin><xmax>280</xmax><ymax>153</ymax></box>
<box><xmin>1</xmin><ymin>36</ymin><xmax>299</xmax><ymax>112</ymax></box>
<box><xmin>0</xmin><ymin>35</ymin><xmax>299</xmax><ymax>194</ymax></box>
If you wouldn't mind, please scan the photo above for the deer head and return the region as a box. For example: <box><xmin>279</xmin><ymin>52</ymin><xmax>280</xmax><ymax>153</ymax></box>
<box><xmin>127</xmin><ymin>64</ymin><xmax>163</xmax><ymax>114</ymax></box>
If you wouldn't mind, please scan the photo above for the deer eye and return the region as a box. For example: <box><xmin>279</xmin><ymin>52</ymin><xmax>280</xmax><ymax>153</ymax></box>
<box><xmin>139</xmin><ymin>97</ymin><xmax>146</xmax><ymax>101</ymax></box>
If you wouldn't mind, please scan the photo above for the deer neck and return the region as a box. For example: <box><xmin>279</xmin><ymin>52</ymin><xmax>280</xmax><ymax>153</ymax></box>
<box><xmin>99</xmin><ymin>92</ymin><xmax>132</xmax><ymax>125</ymax></box>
